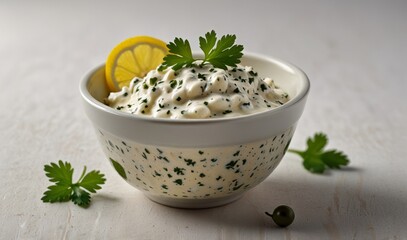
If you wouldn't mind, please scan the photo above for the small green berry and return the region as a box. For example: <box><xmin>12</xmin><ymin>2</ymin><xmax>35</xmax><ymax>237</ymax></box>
<box><xmin>265</xmin><ymin>205</ymin><xmax>295</xmax><ymax>227</ymax></box>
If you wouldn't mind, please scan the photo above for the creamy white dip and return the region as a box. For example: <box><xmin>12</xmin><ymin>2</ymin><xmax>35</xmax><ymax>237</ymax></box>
<box><xmin>106</xmin><ymin>62</ymin><xmax>289</xmax><ymax>119</ymax></box>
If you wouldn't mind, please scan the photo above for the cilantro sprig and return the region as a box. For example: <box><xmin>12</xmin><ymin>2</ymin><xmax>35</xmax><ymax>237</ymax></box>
<box><xmin>41</xmin><ymin>160</ymin><xmax>106</xmax><ymax>207</ymax></box>
<box><xmin>159</xmin><ymin>30</ymin><xmax>244</xmax><ymax>71</ymax></box>
<box><xmin>289</xmin><ymin>133</ymin><xmax>350</xmax><ymax>174</ymax></box>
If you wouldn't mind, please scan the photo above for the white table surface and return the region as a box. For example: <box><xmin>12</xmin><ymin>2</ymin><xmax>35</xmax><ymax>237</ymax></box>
<box><xmin>1</xmin><ymin>0</ymin><xmax>406</xmax><ymax>239</ymax></box>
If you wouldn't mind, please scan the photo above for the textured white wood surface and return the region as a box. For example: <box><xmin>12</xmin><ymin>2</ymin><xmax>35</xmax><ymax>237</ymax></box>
<box><xmin>1</xmin><ymin>1</ymin><xmax>406</xmax><ymax>239</ymax></box>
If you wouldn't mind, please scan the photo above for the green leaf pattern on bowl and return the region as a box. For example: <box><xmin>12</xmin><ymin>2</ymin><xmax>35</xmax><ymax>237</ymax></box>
<box><xmin>97</xmin><ymin>127</ymin><xmax>294</xmax><ymax>199</ymax></box>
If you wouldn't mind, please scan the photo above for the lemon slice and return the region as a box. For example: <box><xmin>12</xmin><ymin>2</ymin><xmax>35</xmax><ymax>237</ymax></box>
<box><xmin>105</xmin><ymin>36</ymin><xmax>168</xmax><ymax>92</ymax></box>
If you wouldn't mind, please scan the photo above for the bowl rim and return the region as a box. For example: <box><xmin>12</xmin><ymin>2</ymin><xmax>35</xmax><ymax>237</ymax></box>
<box><xmin>80</xmin><ymin>51</ymin><xmax>310</xmax><ymax>125</ymax></box>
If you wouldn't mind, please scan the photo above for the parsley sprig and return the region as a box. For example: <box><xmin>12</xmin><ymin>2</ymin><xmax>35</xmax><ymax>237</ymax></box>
<box><xmin>41</xmin><ymin>160</ymin><xmax>106</xmax><ymax>207</ymax></box>
<box><xmin>289</xmin><ymin>133</ymin><xmax>350</xmax><ymax>174</ymax></box>
<box><xmin>159</xmin><ymin>30</ymin><xmax>244</xmax><ymax>71</ymax></box>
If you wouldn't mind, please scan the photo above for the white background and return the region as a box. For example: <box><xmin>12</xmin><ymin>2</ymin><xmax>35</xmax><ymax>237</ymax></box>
<box><xmin>1</xmin><ymin>0</ymin><xmax>406</xmax><ymax>239</ymax></box>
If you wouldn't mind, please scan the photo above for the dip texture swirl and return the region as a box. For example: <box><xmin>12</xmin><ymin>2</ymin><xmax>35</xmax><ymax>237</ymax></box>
<box><xmin>106</xmin><ymin>62</ymin><xmax>289</xmax><ymax>119</ymax></box>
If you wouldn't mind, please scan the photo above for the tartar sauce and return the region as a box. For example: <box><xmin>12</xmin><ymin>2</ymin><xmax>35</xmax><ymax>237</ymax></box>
<box><xmin>106</xmin><ymin>62</ymin><xmax>289</xmax><ymax>119</ymax></box>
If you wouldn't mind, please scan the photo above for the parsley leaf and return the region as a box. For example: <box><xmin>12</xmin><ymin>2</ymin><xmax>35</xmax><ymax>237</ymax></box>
<box><xmin>204</xmin><ymin>33</ymin><xmax>243</xmax><ymax>69</ymax></box>
<box><xmin>41</xmin><ymin>160</ymin><xmax>106</xmax><ymax>208</ymax></box>
<box><xmin>71</xmin><ymin>186</ymin><xmax>91</xmax><ymax>206</ymax></box>
<box><xmin>199</xmin><ymin>30</ymin><xmax>217</xmax><ymax>56</ymax></box>
<box><xmin>44</xmin><ymin>161</ymin><xmax>73</xmax><ymax>186</ymax></box>
<box><xmin>159</xmin><ymin>30</ymin><xmax>244</xmax><ymax>71</ymax></box>
<box><xmin>288</xmin><ymin>133</ymin><xmax>350</xmax><ymax>174</ymax></box>
<box><xmin>79</xmin><ymin>169</ymin><xmax>106</xmax><ymax>193</ymax></box>
<box><xmin>160</xmin><ymin>38</ymin><xmax>194</xmax><ymax>71</ymax></box>
<box><xmin>42</xmin><ymin>185</ymin><xmax>72</xmax><ymax>203</ymax></box>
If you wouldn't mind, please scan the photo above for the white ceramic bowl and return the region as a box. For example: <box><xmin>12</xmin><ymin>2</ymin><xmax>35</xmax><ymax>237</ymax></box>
<box><xmin>80</xmin><ymin>53</ymin><xmax>310</xmax><ymax>208</ymax></box>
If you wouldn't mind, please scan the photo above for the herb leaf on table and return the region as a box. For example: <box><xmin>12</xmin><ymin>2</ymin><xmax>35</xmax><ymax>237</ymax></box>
<box><xmin>41</xmin><ymin>160</ymin><xmax>106</xmax><ymax>207</ymax></box>
<box><xmin>289</xmin><ymin>133</ymin><xmax>350</xmax><ymax>174</ymax></box>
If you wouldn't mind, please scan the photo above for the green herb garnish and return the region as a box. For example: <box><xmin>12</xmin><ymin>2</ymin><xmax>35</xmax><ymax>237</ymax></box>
<box><xmin>149</xmin><ymin>77</ymin><xmax>158</xmax><ymax>85</ymax></box>
<box><xmin>170</xmin><ymin>80</ymin><xmax>177</xmax><ymax>88</ymax></box>
<box><xmin>159</xmin><ymin>30</ymin><xmax>244</xmax><ymax>71</ymax></box>
<box><xmin>289</xmin><ymin>133</ymin><xmax>350</xmax><ymax>174</ymax></box>
<box><xmin>41</xmin><ymin>160</ymin><xmax>106</xmax><ymax>208</ymax></box>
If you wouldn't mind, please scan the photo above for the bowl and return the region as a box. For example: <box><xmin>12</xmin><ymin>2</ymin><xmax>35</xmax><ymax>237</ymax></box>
<box><xmin>79</xmin><ymin>52</ymin><xmax>310</xmax><ymax>208</ymax></box>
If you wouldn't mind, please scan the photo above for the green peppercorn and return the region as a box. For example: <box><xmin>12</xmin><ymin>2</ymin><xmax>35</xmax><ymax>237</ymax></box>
<box><xmin>265</xmin><ymin>205</ymin><xmax>295</xmax><ymax>228</ymax></box>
